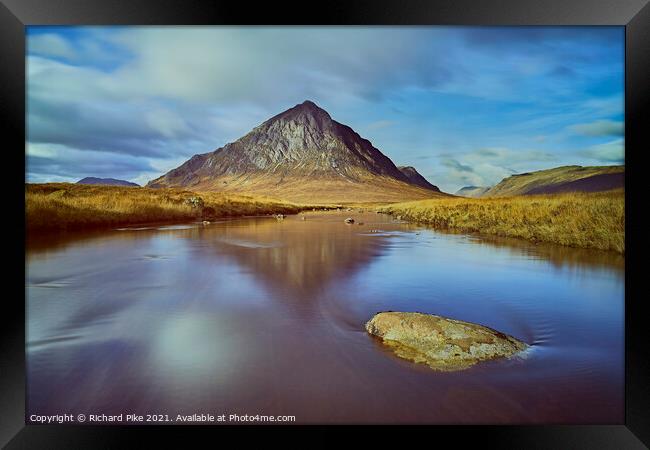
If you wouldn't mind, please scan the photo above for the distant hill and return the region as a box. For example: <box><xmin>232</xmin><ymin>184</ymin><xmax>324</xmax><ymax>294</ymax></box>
<box><xmin>455</xmin><ymin>186</ymin><xmax>490</xmax><ymax>198</ymax></box>
<box><xmin>484</xmin><ymin>165</ymin><xmax>624</xmax><ymax>197</ymax></box>
<box><xmin>77</xmin><ymin>177</ymin><xmax>140</xmax><ymax>187</ymax></box>
<box><xmin>147</xmin><ymin>100</ymin><xmax>448</xmax><ymax>203</ymax></box>
<box><xmin>397</xmin><ymin>166</ymin><xmax>440</xmax><ymax>192</ymax></box>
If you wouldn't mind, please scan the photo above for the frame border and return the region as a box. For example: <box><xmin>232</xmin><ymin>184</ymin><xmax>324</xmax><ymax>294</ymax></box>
<box><xmin>3</xmin><ymin>0</ymin><xmax>648</xmax><ymax>447</ymax></box>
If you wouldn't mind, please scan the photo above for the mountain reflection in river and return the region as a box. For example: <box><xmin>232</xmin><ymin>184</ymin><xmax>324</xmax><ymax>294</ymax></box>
<box><xmin>26</xmin><ymin>212</ymin><xmax>624</xmax><ymax>424</ymax></box>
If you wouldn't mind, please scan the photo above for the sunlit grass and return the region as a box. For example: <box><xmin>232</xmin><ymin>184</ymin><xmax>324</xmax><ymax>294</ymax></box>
<box><xmin>27</xmin><ymin>184</ymin><xmax>626</xmax><ymax>253</ymax></box>
<box><xmin>26</xmin><ymin>183</ymin><xmax>320</xmax><ymax>231</ymax></box>
<box><xmin>378</xmin><ymin>190</ymin><xmax>624</xmax><ymax>253</ymax></box>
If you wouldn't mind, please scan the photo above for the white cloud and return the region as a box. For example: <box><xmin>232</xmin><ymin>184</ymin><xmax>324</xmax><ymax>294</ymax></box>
<box><xmin>581</xmin><ymin>139</ymin><xmax>625</xmax><ymax>163</ymax></box>
<box><xmin>28</xmin><ymin>34</ymin><xmax>76</xmax><ymax>59</ymax></box>
<box><xmin>144</xmin><ymin>109</ymin><xmax>191</xmax><ymax>139</ymax></box>
<box><xmin>431</xmin><ymin>147</ymin><xmax>559</xmax><ymax>191</ymax></box>
<box><xmin>26</xmin><ymin>142</ymin><xmax>155</xmax><ymax>183</ymax></box>
<box><xmin>569</xmin><ymin>119</ymin><xmax>624</xmax><ymax>137</ymax></box>
<box><xmin>25</xmin><ymin>27</ymin><xmax>624</xmax><ymax>186</ymax></box>
<box><xmin>98</xmin><ymin>27</ymin><xmax>431</xmax><ymax>105</ymax></box>
<box><xmin>26</xmin><ymin>142</ymin><xmax>57</xmax><ymax>158</ymax></box>
<box><xmin>581</xmin><ymin>96</ymin><xmax>624</xmax><ymax>117</ymax></box>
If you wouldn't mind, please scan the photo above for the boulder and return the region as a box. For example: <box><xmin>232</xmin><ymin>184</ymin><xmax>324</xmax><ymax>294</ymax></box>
<box><xmin>365</xmin><ymin>311</ymin><xmax>528</xmax><ymax>371</ymax></box>
<box><xmin>344</xmin><ymin>217</ymin><xmax>355</xmax><ymax>224</ymax></box>
<box><xmin>184</xmin><ymin>196</ymin><xmax>204</xmax><ymax>209</ymax></box>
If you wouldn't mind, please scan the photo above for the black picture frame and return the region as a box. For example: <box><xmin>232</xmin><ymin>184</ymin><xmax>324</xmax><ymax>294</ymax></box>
<box><xmin>3</xmin><ymin>0</ymin><xmax>648</xmax><ymax>447</ymax></box>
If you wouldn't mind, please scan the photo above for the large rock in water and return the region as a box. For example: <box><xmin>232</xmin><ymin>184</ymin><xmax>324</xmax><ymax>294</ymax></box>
<box><xmin>365</xmin><ymin>312</ymin><xmax>528</xmax><ymax>371</ymax></box>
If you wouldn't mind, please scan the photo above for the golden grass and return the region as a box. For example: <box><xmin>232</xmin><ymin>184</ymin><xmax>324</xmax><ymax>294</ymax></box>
<box><xmin>26</xmin><ymin>183</ymin><xmax>322</xmax><ymax>231</ymax></box>
<box><xmin>185</xmin><ymin>175</ymin><xmax>448</xmax><ymax>204</ymax></box>
<box><xmin>27</xmin><ymin>184</ymin><xmax>626</xmax><ymax>253</ymax></box>
<box><xmin>378</xmin><ymin>190</ymin><xmax>624</xmax><ymax>253</ymax></box>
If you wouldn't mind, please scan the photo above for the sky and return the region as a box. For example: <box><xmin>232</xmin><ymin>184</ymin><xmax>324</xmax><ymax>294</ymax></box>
<box><xmin>26</xmin><ymin>26</ymin><xmax>624</xmax><ymax>193</ymax></box>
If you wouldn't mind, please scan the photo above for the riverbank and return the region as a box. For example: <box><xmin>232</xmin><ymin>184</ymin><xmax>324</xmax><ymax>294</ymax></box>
<box><xmin>377</xmin><ymin>190</ymin><xmax>624</xmax><ymax>253</ymax></box>
<box><xmin>26</xmin><ymin>183</ymin><xmax>325</xmax><ymax>232</ymax></box>
<box><xmin>27</xmin><ymin>184</ymin><xmax>625</xmax><ymax>253</ymax></box>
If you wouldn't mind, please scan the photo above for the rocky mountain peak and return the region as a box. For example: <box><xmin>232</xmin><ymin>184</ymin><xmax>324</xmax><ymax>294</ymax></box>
<box><xmin>256</xmin><ymin>100</ymin><xmax>333</xmax><ymax>134</ymax></box>
<box><xmin>297</xmin><ymin>99</ymin><xmax>323</xmax><ymax>111</ymax></box>
<box><xmin>292</xmin><ymin>100</ymin><xmax>329</xmax><ymax>116</ymax></box>
<box><xmin>147</xmin><ymin>101</ymin><xmax>444</xmax><ymax>200</ymax></box>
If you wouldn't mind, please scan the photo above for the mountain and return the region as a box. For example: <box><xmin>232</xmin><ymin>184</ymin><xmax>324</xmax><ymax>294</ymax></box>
<box><xmin>455</xmin><ymin>186</ymin><xmax>490</xmax><ymax>198</ymax></box>
<box><xmin>147</xmin><ymin>100</ymin><xmax>446</xmax><ymax>203</ymax></box>
<box><xmin>77</xmin><ymin>177</ymin><xmax>139</xmax><ymax>187</ymax></box>
<box><xmin>483</xmin><ymin>165</ymin><xmax>624</xmax><ymax>197</ymax></box>
<box><xmin>397</xmin><ymin>166</ymin><xmax>440</xmax><ymax>192</ymax></box>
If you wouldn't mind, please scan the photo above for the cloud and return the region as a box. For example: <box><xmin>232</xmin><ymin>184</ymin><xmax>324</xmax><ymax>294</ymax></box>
<box><xmin>580</xmin><ymin>139</ymin><xmax>625</xmax><ymax>163</ymax></box>
<box><xmin>441</xmin><ymin>158</ymin><xmax>474</xmax><ymax>173</ymax></box>
<box><xmin>568</xmin><ymin>119</ymin><xmax>624</xmax><ymax>137</ymax></box>
<box><xmin>28</xmin><ymin>95</ymin><xmax>196</xmax><ymax>157</ymax></box>
<box><xmin>26</xmin><ymin>143</ymin><xmax>156</xmax><ymax>183</ymax></box>
<box><xmin>144</xmin><ymin>109</ymin><xmax>191</xmax><ymax>139</ymax></box>
<box><xmin>28</xmin><ymin>26</ymin><xmax>622</xmax><ymax>110</ymax></box>
<box><xmin>25</xmin><ymin>27</ymin><xmax>624</xmax><ymax>186</ymax></box>
<box><xmin>438</xmin><ymin>158</ymin><xmax>485</xmax><ymax>186</ymax></box>
<box><xmin>429</xmin><ymin>147</ymin><xmax>560</xmax><ymax>191</ymax></box>
<box><xmin>471</xmin><ymin>148</ymin><xmax>557</xmax><ymax>164</ymax></box>
<box><xmin>580</xmin><ymin>96</ymin><xmax>624</xmax><ymax>117</ymax></box>
<box><xmin>95</xmin><ymin>28</ymin><xmax>440</xmax><ymax>105</ymax></box>
<box><xmin>28</xmin><ymin>34</ymin><xmax>76</xmax><ymax>59</ymax></box>
<box><xmin>462</xmin><ymin>27</ymin><xmax>622</xmax><ymax>49</ymax></box>
<box><xmin>26</xmin><ymin>28</ymin><xmax>452</xmax><ymax>169</ymax></box>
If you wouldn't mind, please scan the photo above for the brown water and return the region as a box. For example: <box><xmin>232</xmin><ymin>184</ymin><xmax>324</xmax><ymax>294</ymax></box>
<box><xmin>26</xmin><ymin>211</ymin><xmax>624</xmax><ymax>424</ymax></box>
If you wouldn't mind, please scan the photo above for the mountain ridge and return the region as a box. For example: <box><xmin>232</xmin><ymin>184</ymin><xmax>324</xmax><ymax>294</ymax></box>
<box><xmin>483</xmin><ymin>165</ymin><xmax>624</xmax><ymax>197</ymax></box>
<box><xmin>77</xmin><ymin>177</ymin><xmax>139</xmax><ymax>187</ymax></box>
<box><xmin>397</xmin><ymin>166</ymin><xmax>440</xmax><ymax>192</ymax></box>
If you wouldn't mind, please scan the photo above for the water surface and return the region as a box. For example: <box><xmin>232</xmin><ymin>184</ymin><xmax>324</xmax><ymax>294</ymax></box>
<box><xmin>26</xmin><ymin>211</ymin><xmax>624</xmax><ymax>424</ymax></box>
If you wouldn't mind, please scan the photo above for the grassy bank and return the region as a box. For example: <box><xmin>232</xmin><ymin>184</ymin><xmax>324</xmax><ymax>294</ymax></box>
<box><xmin>26</xmin><ymin>183</ymin><xmax>317</xmax><ymax>232</ymax></box>
<box><xmin>378</xmin><ymin>190</ymin><xmax>624</xmax><ymax>253</ymax></box>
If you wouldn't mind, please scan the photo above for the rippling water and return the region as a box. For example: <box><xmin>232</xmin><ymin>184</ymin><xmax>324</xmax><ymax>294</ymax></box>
<box><xmin>26</xmin><ymin>211</ymin><xmax>624</xmax><ymax>424</ymax></box>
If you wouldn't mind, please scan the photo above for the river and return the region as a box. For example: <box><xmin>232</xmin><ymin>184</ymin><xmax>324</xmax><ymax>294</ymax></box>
<box><xmin>26</xmin><ymin>211</ymin><xmax>624</xmax><ymax>424</ymax></box>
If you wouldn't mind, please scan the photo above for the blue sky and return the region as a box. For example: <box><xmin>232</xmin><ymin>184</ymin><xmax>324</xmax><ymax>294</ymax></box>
<box><xmin>26</xmin><ymin>26</ymin><xmax>624</xmax><ymax>192</ymax></box>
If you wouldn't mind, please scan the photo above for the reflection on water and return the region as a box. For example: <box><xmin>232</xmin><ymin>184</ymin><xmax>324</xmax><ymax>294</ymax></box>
<box><xmin>26</xmin><ymin>212</ymin><xmax>624</xmax><ymax>424</ymax></box>
<box><xmin>464</xmin><ymin>233</ymin><xmax>624</xmax><ymax>275</ymax></box>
